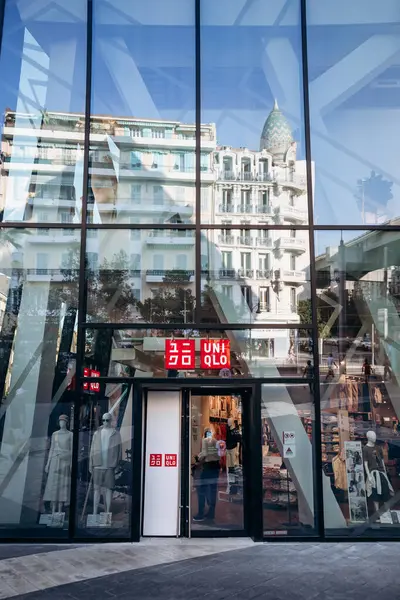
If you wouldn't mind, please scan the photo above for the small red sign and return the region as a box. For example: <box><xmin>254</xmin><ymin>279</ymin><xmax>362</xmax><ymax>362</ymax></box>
<box><xmin>149</xmin><ymin>454</ymin><xmax>162</xmax><ymax>467</ymax></box>
<box><xmin>83</xmin><ymin>367</ymin><xmax>90</xmax><ymax>390</ymax></box>
<box><xmin>89</xmin><ymin>369</ymin><xmax>100</xmax><ymax>392</ymax></box>
<box><xmin>165</xmin><ymin>454</ymin><xmax>177</xmax><ymax>467</ymax></box>
<box><xmin>165</xmin><ymin>339</ymin><xmax>195</xmax><ymax>370</ymax></box>
<box><xmin>200</xmin><ymin>339</ymin><xmax>230</xmax><ymax>370</ymax></box>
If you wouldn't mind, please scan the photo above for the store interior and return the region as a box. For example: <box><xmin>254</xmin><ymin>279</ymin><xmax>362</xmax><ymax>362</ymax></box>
<box><xmin>190</xmin><ymin>394</ymin><xmax>244</xmax><ymax>531</ymax></box>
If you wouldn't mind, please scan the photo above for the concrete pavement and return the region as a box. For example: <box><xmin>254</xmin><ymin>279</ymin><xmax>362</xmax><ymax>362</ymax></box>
<box><xmin>0</xmin><ymin>539</ymin><xmax>398</xmax><ymax>599</ymax></box>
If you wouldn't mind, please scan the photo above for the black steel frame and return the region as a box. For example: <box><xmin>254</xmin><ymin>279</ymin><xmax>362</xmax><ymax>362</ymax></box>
<box><xmin>0</xmin><ymin>0</ymin><xmax>399</xmax><ymax>544</ymax></box>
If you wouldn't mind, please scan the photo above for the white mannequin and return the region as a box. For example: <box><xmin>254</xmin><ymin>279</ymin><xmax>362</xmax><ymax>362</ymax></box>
<box><xmin>44</xmin><ymin>415</ymin><xmax>73</xmax><ymax>514</ymax></box>
<box><xmin>364</xmin><ymin>430</ymin><xmax>391</xmax><ymax>514</ymax></box>
<box><xmin>89</xmin><ymin>413</ymin><xmax>122</xmax><ymax>517</ymax></box>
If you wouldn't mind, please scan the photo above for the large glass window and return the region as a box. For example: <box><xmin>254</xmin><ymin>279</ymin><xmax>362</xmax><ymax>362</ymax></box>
<box><xmin>74</xmin><ymin>383</ymin><xmax>133</xmax><ymax>538</ymax></box>
<box><xmin>261</xmin><ymin>384</ymin><xmax>317</xmax><ymax>536</ymax></box>
<box><xmin>84</xmin><ymin>327</ymin><xmax>313</xmax><ymax>379</ymax></box>
<box><xmin>316</xmin><ymin>229</ymin><xmax>400</xmax><ymax>536</ymax></box>
<box><xmin>0</xmin><ymin>227</ymin><xmax>80</xmax><ymax>536</ymax></box>
<box><xmin>307</xmin><ymin>1</ymin><xmax>400</xmax><ymax>225</ymax></box>
<box><xmin>85</xmin><ymin>228</ymin><xmax>196</xmax><ymax>324</ymax></box>
<box><xmin>0</xmin><ymin>0</ymin><xmax>87</xmax><ymax>223</ymax></box>
<box><xmin>200</xmin><ymin>0</ymin><xmax>307</xmax><ymax>226</ymax></box>
<box><xmin>88</xmin><ymin>0</ymin><xmax>196</xmax><ymax>225</ymax></box>
<box><xmin>201</xmin><ymin>229</ymin><xmax>311</xmax><ymax>325</ymax></box>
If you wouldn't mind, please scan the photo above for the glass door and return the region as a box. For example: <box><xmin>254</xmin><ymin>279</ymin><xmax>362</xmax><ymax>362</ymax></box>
<box><xmin>188</xmin><ymin>390</ymin><xmax>248</xmax><ymax>534</ymax></box>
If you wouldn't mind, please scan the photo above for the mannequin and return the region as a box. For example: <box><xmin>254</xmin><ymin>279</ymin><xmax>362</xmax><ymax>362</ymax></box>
<box><xmin>225</xmin><ymin>418</ymin><xmax>241</xmax><ymax>493</ymax></box>
<box><xmin>44</xmin><ymin>415</ymin><xmax>73</xmax><ymax>514</ymax></box>
<box><xmin>89</xmin><ymin>413</ymin><xmax>122</xmax><ymax>516</ymax></box>
<box><xmin>363</xmin><ymin>430</ymin><xmax>393</xmax><ymax>515</ymax></box>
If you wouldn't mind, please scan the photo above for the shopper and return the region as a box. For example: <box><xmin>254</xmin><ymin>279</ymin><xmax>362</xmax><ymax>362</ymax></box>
<box><xmin>362</xmin><ymin>358</ymin><xmax>372</xmax><ymax>382</ymax></box>
<box><xmin>303</xmin><ymin>360</ymin><xmax>314</xmax><ymax>393</ymax></box>
<box><xmin>326</xmin><ymin>353</ymin><xmax>338</xmax><ymax>381</ymax></box>
<box><xmin>383</xmin><ymin>356</ymin><xmax>392</xmax><ymax>381</ymax></box>
<box><xmin>193</xmin><ymin>428</ymin><xmax>220</xmax><ymax>522</ymax></box>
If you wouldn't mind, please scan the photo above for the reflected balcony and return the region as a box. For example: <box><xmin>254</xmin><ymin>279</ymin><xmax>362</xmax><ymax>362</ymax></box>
<box><xmin>146</xmin><ymin>269</ymin><xmax>195</xmax><ymax>283</ymax></box>
<box><xmin>237</xmin><ymin>236</ymin><xmax>252</xmax><ymax>246</ymax></box>
<box><xmin>259</xmin><ymin>302</ymin><xmax>271</xmax><ymax>312</ymax></box>
<box><xmin>236</xmin><ymin>204</ymin><xmax>253</xmax><ymax>214</ymax></box>
<box><xmin>274</xmin><ymin>172</ymin><xmax>307</xmax><ymax>191</ymax></box>
<box><xmin>277</xmin><ymin>205</ymin><xmax>307</xmax><ymax>223</ymax></box>
<box><xmin>26</xmin><ymin>268</ymin><xmax>79</xmax><ymax>282</ymax></box>
<box><xmin>256</xmin><ymin>269</ymin><xmax>273</xmax><ymax>280</ymax></box>
<box><xmin>276</xmin><ymin>269</ymin><xmax>306</xmax><ymax>283</ymax></box>
<box><xmin>146</xmin><ymin>231</ymin><xmax>195</xmax><ymax>246</ymax></box>
<box><xmin>218</xmin><ymin>204</ymin><xmax>234</xmax><ymax>213</ymax></box>
<box><xmin>219</xmin><ymin>268</ymin><xmax>236</xmax><ymax>279</ymax></box>
<box><xmin>256</xmin><ymin>205</ymin><xmax>273</xmax><ymax>215</ymax></box>
<box><xmin>29</xmin><ymin>231</ymin><xmax>80</xmax><ymax>244</ymax></box>
<box><xmin>275</xmin><ymin>237</ymin><xmax>306</xmax><ymax>253</ymax></box>
<box><xmin>219</xmin><ymin>170</ymin><xmax>236</xmax><ymax>181</ymax></box>
<box><xmin>237</xmin><ymin>268</ymin><xmax>254</xmax><ymax>279</ymax></box>
<box><xmin>218</xmin><ymin>235</ymin><xmax>235</xmax><ymax>245</ymax></box>
<box><xmin>255</xmin><ymin>237</ymin><xmax>273</xmax><ymax>248</ymax></box>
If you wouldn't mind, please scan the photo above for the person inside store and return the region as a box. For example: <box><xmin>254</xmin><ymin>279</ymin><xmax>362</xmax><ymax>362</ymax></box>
<box><xmin>303</xmin><ymin>360</ymin><xmax>314</xmax><ymax>393</ymax></box>
<box><xmin>362</xmin><ymin>358</ymin><xmax>372</xmax><ymax>382</ymax></box>
<box><xmin>383</xmin><ymin>356</ymin><xmax>392</xmax><ymax>381</ymax></box>
<box><xmin>193</xmin><ymin>427</ymin><xmax>220</xmax><ymax>522</ymax></box>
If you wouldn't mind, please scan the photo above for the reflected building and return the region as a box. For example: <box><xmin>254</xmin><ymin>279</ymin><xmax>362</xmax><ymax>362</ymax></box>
<box><xmin>0</xmin><ymin>105</ymin><xmax>310</xmax><ymax>357</ymax></box>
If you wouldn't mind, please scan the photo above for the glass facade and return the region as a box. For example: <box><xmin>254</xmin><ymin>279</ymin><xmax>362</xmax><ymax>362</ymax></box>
<box><xmin>0</xmin><ymin>0</ymin><xmax>399</xmax><ymax>541</ymax></box>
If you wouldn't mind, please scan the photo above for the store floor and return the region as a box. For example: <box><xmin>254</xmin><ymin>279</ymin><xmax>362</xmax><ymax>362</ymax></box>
<box><xmin>0</xmin><ymin>540</ymin><xmax>398</xmax><ymax>600</ymax></box>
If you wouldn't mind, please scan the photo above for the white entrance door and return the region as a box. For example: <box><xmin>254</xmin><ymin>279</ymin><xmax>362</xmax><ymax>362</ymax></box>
<box><xmin>142</xmin><ymin>391</ymin><xmax>181</xmax><ymax>536</ymax></box>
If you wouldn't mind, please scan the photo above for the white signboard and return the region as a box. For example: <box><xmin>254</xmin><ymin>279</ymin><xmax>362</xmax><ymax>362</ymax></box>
<box><xmin>143</xmin><ymin>391</ymin><xmax>180</xmax><ymax>536</ymax></box>
<box><xmin>283</xmin><ymin>445</ymin><xmax>296</xmax><ymax>458</ymax></box>
<box><xmin>282</xmin><ymin>431</ymin><xmax>296</xmax><ymax>445</ymax></box>
<box><xmin>344</xmin><ymin>441</ymin><xmax>368</xmax><ymax>523</ymax></box>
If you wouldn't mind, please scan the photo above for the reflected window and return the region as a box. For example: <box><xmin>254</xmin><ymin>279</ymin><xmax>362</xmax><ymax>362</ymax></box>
<box><xmin>88</xmin><ymin>0</ymin><xmax>196</xmax><ymax>225</ymax></box>
<box><xmin>0</xmin><ymin>0</ymin><xmax>87</xmax><ymax>223</ymax></box>
<box><xmin>307</xmin><ymin>1</ymin><xmax>400</xmax><ymax>225</ymax></box>
<box><xmin>262</xmin><ymin>384</ymin><xmax>317</xmax><ymax>536</ymax></box>
<box><xmin>85</xmin><ymin>229</ymin><xmax>195</xmax><ymax>324</ymax></box>
<box><xmin>75</xmin><ymin>383</ymin><xmax>133</xmax><ymax>537</ymax></box>
<box><xmin>316</xmin><ymin>229</ymin><xmax>400</xmax><ymax>535</ymax></box>
<box><xmin>200</xmin><ymin>0</ymin><xmax>307</xmax><ymax>225</ymax></box>
<box><xmin>200</xmin><ymin>229</ymin><xmax>311</xmax><ymax>325</ymax></box>
<box><xmin>0</xmin><ymin>227</ymin><xmax>80</xmax><ymax>536</ymax></box>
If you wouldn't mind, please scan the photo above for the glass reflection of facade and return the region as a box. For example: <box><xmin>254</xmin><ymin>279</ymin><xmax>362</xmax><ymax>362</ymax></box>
<box><xmin>0</xmin><ymin>0</ymin><xmax>399</xmax><ymax>541</ymax></box>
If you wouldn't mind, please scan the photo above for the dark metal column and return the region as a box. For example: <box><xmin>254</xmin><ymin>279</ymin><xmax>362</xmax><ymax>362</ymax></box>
<box><xmin>300</xmin><ymin>0</ymin><xmax>325</xmax><ymax>539</ymax></box>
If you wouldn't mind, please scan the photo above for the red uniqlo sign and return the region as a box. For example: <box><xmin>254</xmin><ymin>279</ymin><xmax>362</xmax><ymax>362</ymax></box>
<box><xmin>164</xmin><ymin>454</ymin><xmax>177</xmax><ymax>467</ymax></box>
<box><xmin>89</xmin><ymin>369</ymin><xmax>100</xmax><ymax>392</ymax></box>
<box><xmin>165</xmin><ymin>339</ymin><xmax>195</xmax><ymax>370</ymax></box>
<box><xmin>149</xmin><ymin>454</ymin><xmax>162</xmax><ymax>467</ymax></box>
<box><xmin>200</xmin><ymin>339</ymin><xmax>230</xmax><ymax>369</ymax></box>
<box><xmin>83</xmin><ymin>368</ymin><xmax>100</xmax><ymax>392</ymax></box>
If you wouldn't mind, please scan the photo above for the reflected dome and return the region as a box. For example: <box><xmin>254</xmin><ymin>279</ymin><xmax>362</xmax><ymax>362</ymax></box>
<box><xmin>260</xmin><ymin>99</ymin><xmax>293</xmax><ymax>162</ymax></box>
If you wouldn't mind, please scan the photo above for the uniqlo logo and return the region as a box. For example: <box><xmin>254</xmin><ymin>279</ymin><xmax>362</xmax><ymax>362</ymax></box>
<box><xmin>89</xmin><ymin>370</ymin><xmax>100</xmax><ymax>393</ymax></box>
<box><xmin>149</xmin><ymin>454</ymin><xmax>162</xmax><ymax>467</ymax></box>
<box><xmin>200</xmin><ymin>339</ymin><xmax>230</xmax><ymax>369</ymax></box>
<box><xmin>164</xmin><ymin>454</ymin><xmax>177</xmax><ymax>467</ymax></box>
<box><xmin>165</xmin><ymin>339</ymin><xmax>195</xmax><ymax>370</ymax></box>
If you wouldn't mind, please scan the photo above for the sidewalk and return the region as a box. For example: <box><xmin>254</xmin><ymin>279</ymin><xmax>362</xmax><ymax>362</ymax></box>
<box><xmin>0</xmin><ymin>539</ymin><xmax>398</xmax><ymax>600</ymax></box>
